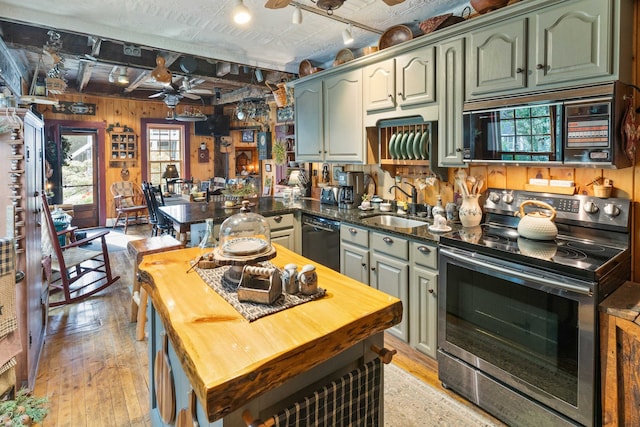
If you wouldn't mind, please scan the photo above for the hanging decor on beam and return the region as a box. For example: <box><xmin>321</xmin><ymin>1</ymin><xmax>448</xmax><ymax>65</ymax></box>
<box><xmin>52</xmin><ymin>101</ymin><xmax>96</xmax><ymax>115</ymax></box>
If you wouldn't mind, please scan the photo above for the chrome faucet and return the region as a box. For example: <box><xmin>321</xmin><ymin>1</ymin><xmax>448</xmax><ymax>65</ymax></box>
<box><xmin>389</xmin><ymin>182</ymin><xmax>418</xmax><ymax>214</ymax></box>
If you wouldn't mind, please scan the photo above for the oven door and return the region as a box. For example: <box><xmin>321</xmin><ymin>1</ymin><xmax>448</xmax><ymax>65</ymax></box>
<box><xmin>438</xmin><ymin>246</ymin><xmax>596</xmax><ymax>427</ymax></box>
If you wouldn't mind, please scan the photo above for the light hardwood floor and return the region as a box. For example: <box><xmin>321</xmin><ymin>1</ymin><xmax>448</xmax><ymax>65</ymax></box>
<box><xmin>33</xmin><ymin>223</ymin><xmax>502</xmax><ymax>426</ymax></box>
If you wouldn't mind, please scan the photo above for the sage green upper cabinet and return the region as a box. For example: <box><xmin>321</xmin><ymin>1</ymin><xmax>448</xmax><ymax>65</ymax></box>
<box><xmin>466</xmin><ymin>0</ymin><xmax>617</xmax><ymax>100</ymax></box>
<box><xmin>294</xmin><ymin>78</ymin><xmax>323</xmax><ymax>162</ymax></box>
<box><xmin>294</xmin><ymin>68</ymin><xmax>366</xmax><ymax>163</ymax></box>
<box><xmin>465</xmin><ymin>18</ymin><xmax>527</xmax><ymax>98</ymax></box>
<box><xmin>438</xmin><ymin>38</ymin><xmax>466</xmax><ymax>167</ymax></box>
<box><xmin>363</xmin><ymin>46</ymin><xmax>437</xmax><ymax>126</ymax></box>
<box><xmin>323</xmin><ymin>68</ymin><xmax>365</xmax><ymax>163</ymax></box>
<box><xmin>532</xmin><ymin>0</ymin><xmax>611</xmax><ymax>87</ymax></box>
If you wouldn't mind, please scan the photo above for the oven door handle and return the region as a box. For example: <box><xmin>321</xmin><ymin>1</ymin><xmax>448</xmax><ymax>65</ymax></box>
<box><xmin>441</xmin><ymin>248</ymin><xmax>593</xmax><ymax>296</ymax></box>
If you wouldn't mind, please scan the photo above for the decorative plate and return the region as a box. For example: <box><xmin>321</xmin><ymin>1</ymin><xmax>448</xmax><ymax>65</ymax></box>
<box><xmin>388</xmin><ymin>133</ymin><xmax>398</xmax><ymax>159</ymax></box>
<box><xmin>428</xmin><ymin>225</ymin><xmax>452</xmax><ymax>233</ymax></box>
<box><xmin>406</xmin><ymin>132</ymin><xmax>415</xmax><ymax>160</ymax></box>
<box><xmin>413</xmin><ymin>131</ymin><xmax>422</xmax><ymax>160</ymax></box>
<box><xmin>420</xmin><ymin>131</ymin><xmax>429</xmax><ymax>160</ymax></box>
<box><xmin>399</xmin><ymin>132</ymin><xmax>410</xmax><ymax>160</ymax></box>
<box><xmin>222</xmin><ymin>237</ymin><xmax>269</xmax><ymax>256</ymax></box>
<box><xmin>333</xmin><ymin>48</ymin><xmax>355</xmax><ymax>66</ymax></box>
<box><xmin>378</xmin><ymin>25</ymin><xmax>413</xmax><ymax>50</ymax></box>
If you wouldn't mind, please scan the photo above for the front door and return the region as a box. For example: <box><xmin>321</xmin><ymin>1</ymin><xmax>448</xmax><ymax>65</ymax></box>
<box><xmin>59</xmin><ymin>129</ymin><xmax>99</xmax><ymax>228</ymax></box>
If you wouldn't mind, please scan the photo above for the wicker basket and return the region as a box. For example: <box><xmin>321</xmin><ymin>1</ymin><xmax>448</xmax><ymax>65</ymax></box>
<box><xmin>593</xmin><ymin>184</ymin><xmax>612</xmax><ymax>198</ymax></box>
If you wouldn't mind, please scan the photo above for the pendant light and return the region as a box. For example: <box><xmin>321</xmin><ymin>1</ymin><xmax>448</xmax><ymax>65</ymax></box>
<box><xmin>233</xmin><ymin>0</ymin><xmax>251</xmax><ymax>24</ymax></box>
<box><xmin>342</xmin><ymin>23</ymin><xmax>353</xmax><ymax>45</ymax></box>
<box><xmin>292</xmin><ymin>5</ymin><xmax>303</xmax><ymax>24</ymax></box>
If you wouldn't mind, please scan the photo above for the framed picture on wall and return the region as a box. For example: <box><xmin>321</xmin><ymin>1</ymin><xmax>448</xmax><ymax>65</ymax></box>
<box><xmin>265</xmin><ymin>163</ymin><xmax>272</xmax><ymax>172</ymax></box>
<box><xmin>242</xmin><ymin>130</ymin><xmax>254</xmax><ymax>142</ymax></box>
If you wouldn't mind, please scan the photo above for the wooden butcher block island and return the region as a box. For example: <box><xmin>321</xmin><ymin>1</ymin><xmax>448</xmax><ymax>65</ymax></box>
<box><xmin>139</xmin><ymin>244</ymin><xmax>403</xmax><ymax>426</ymax></box>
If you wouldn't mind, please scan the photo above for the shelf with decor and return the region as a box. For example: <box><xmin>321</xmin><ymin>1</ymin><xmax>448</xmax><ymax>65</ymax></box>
<box><xmin>109</xmin><ymin>132</ymin><xmax>137</xmax><ymax>167</ymax></box>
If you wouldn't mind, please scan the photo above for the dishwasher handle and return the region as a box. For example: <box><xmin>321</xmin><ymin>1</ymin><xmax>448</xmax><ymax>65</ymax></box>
<box><xmin>302</xmin><ymin>215</ymin><xmax>340</xmax><ymax>232</ymax></box>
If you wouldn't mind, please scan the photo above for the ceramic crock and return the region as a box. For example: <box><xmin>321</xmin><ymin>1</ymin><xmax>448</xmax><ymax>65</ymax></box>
<box><xmin>517</xmin><ymin>200</ymin><xmax>558</xmax><ymax>240</ymax></box>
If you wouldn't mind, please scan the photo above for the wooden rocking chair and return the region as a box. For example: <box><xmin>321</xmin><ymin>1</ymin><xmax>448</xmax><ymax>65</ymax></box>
<box><xmin>41</xmin><ymin>194</ymin><xmax>120</xmax><ymax>307</ymax></box>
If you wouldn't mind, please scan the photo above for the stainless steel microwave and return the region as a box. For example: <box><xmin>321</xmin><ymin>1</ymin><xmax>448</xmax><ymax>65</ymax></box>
<box><xmin>462</xmin><ymin>82</ymin><xmax>634</xmax><ymax>168</ymax></box>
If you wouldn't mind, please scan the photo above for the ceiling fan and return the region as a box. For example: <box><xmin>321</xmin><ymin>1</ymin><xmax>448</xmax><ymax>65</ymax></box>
<box><xmin>265</xmin><ymin>0</ymin><xmax>405</xmax><ymax>11</ymax></box>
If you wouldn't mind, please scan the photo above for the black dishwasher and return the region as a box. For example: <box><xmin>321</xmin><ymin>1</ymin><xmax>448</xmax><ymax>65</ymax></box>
<box><xmin>301</xmin><ymin>214</ymin><xmax>340</xmax><ymax>272</ymax></box>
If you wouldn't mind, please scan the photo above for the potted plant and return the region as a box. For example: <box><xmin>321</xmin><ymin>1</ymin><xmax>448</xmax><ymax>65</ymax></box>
<box><xmin>361</xmin><ymin>193</ymin><xmax>372</xmax><ymax>209</ymax></box>
<box><xmin>0</xmin><ymin>389</ymin><xmax>48</xmax><ymax>426</ymax></box>
<box><xmin>273</xmin><ymin>140</ymin><xmax>287</xmax><ymax>166</ymax></box>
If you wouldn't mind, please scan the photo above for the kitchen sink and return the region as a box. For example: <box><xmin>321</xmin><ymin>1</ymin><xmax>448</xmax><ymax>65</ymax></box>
<box><xmin>361</xmin><ymin>215</ymin><xmax>429</xmax><ymax>229</ymax></box>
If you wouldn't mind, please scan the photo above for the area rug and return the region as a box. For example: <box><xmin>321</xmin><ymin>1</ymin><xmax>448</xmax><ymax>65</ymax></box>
<box><xmin>384</xmin><ymin>363</ymin><xmax>500</xmax><ymax>426</ymax></box>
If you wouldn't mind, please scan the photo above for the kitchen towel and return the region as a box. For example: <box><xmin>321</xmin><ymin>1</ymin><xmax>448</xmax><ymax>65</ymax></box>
<box><xmin>195</xmin><ymin>262</ymin><xmax>326</xmax><ymax>322</ymax></box>
<box><xmin>272</xmin><ymin>358</ymin><xmax>381</xmax><ymax>427</ymax></box>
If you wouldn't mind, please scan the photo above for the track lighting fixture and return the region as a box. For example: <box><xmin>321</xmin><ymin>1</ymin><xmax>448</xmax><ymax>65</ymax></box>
<box><xmin>292</xmin><ymin>5</ymin><xmax>303</xmax><ymax>24</ymax></box>
<box><xmin>342</xmin><ymin>23</ymin><xmax>353</xmax><ymax>45</ymax></box>
<box><xmin>255</xmin><ymin>69</ymin><xmax>264</xmax><ymax>83</ymax></box>
<box><xmin>233</xmin><ymin>0</ymin><xmax>251</xmax><ymax>24</ymax></box>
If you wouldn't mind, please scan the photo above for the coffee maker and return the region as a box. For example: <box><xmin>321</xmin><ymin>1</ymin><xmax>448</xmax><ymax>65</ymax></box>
<box><xmin>337</xmin><ymin>171</ymin><xmax>365</xmax><ymax>209</ymax></box>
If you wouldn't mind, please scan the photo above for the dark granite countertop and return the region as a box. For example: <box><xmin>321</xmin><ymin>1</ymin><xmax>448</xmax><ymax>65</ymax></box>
<box><xmin>159</xmin><ymin>197</ymin><xmax>459</xmax><ymax>244</ymax></box>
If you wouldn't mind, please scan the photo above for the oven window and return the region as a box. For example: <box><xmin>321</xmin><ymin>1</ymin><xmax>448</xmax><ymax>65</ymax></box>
<box><xmin>445</xmin><ymin>263</ymin><xmax>578</xmax><ymax>406</ymax></box>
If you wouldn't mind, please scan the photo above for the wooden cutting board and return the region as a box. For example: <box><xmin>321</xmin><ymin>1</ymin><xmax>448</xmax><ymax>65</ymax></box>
<box><xmin>176</xmin><ymin>389</ymin><xmax>199</xmax><ymax>427</ymax></box>
<box><xmin>154</xmin><ymin>332</ymin><xmax>176</xmax><ymax>424</ymax></box>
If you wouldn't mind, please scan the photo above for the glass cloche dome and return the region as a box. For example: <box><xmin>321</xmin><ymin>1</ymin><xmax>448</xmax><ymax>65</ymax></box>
<box><xmin>219</xmin><ymin>212</ymin><xmax>272</xmax><ymax>257</ymax></box>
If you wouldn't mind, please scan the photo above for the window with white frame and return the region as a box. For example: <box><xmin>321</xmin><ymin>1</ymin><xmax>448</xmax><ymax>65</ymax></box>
<box><xmin>147</xmin><ymin>124</ymin><xmax>184</xmax><ymax>186</ymax></box>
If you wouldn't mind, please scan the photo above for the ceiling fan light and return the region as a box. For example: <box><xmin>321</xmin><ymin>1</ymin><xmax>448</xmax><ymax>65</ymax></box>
<box><xmin>255</xmin><ymin>68</ymin><xmax>264</xmax><ymax>83</ymax></box>
<box><xmin>342</xmin><ymin>24</ymin><xmax>353</xmax><ymax>45</ymax></box>
<box><xmin>292</xmin><ymin>6</ymin><xmax>303</xmax><ymax>24</ymax></box>
<box><xmin>233</xmin><ymin>0</ymin><xmax>252</xmax><ymax>24</ymax></box>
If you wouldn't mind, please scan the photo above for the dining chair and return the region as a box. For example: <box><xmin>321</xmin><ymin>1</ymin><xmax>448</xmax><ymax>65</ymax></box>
<box><xmin>41</xmin><ymin>194</ymin><xmax>120</xmax><ymax>307</ymax></box>
<box><xmin>142</xmin><ymin>182</ymin><xmax>174</xmax><ymax>237</ymax></box>
<box><xmin>110</xmin><ymin>181</ymin><xmax>148</xmax><ymax>233</ymax></box>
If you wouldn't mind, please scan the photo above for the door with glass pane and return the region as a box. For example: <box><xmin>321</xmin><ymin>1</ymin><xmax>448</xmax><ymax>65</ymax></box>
<box><xmin>60</xmin><ymin>130</ymin><xmax>98</xmax><ymax>228</ymax></box>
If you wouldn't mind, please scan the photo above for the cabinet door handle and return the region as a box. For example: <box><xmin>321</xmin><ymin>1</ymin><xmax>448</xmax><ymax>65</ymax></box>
<box><xmin>318</xmin><ymin>150</ymin><xmax>322</xmax><ymax>154</ymax></box>
<box><xmin>417</xmin><ymin>245</ymin><xmax>431</xmax><ymax>254</ymax></box>
<box><xmin>382</xmin><ymin>236</ymin><xmax>393</xmax><ymax>244</ymax></box>
<box><xmin>371</xmin><ymin>266</ymin><xmax>376</xmax><ymax>271</ymax></box>
<box><xmin>428</xmin><ymin>288</ymin><xmax>434</xmax><ymax>294</ymax></box>
<box><xmin>388</xmin><ymin>94</ymin><xmax>394</xmax><ymax>99</ymax></box>
<box><xmin>349</xmin><ymin>228</ymin><xmax>358</xmax><ymax>234</ymax></box>
<box><xmin>361</xmin><ymin>263</ymin><xmax>367</xmax><ymax>269</ymax></box>
<box><xmin>516</xmin><ymin>67</ymin><xmax>524</xmax><ymax>73</ymax></box>
<box><xmin>273</xmin><ymin>215</ymin><xmax>283</xmax><ymax>223</ymax></box>
<box><xmin>456</xmin><ymin>147</ymin><xmax>462</xmax><ymax>152</ymax></box>
<box><xmin>536</xmin><ymin>64</ymin><xmax>545</xmax><ymax>70</ymax></box>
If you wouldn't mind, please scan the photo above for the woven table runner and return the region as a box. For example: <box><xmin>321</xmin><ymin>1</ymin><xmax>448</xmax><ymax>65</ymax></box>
<box><xmin>195</xmin><ymin>263</ymin><xmax>326</xmax><ymax>322</ymax></box>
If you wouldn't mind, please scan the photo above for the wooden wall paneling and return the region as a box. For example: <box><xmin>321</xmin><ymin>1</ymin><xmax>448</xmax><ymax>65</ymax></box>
<box><xmin>527</xmin><ymin>167</ymin><xmax>550</xmax><ymax>182</ymax></box>
<box><xmin>574</xmin><ymin>168</ymin><xmax>601</xmax><ymax>195</ymax></box>
<box><xmin>604</xmin><ymin>168</ymin><xmax>633</xmax><ymax>199</ymax></box>
<box><xmin>504</xmin><ymin>166</ymin><xmax>527</xmax><ymax>188</ymax></box>
<box><xmin>486</xmin><ymin>166</ymin><xmax>507</xmax><ymax>189</ymax></box>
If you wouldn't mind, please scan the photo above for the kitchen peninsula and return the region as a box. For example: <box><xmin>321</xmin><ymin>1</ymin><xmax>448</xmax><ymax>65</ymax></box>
<box><xmin>139</xmin><ymin>244</ymin><xmax>402</xmax><ymax>426</ymax></box>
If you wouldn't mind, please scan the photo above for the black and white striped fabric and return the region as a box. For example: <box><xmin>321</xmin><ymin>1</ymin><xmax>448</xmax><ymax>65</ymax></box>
<box><xmin>272</xmin><ymin>358</ymin><xmax>382</xmax><ymax>427</ymax></box>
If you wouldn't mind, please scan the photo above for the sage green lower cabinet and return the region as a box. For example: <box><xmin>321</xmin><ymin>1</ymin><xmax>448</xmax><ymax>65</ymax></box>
<box><xmin>409</xmin><ymin>241</ymin><xmax>438</xmax><ymax>359</ymax></box>
<box><xmin>369</xmin><ymin>232</ymin><xmax>409</xmax><ymax>342</ymax></box>
<box><xmin>340</xmin><ymin>224</ymin><xmax>438</xmax><ymax>356</ymax></box>
<box><xmin>266</xmin><ymin>213</ymin><xmax>295</xmax><ymax>252</ymax></box>
<box><xmin>340</xmin><ymin>224</ymin><xmax>370</xmax><ymax>286</ymax></box>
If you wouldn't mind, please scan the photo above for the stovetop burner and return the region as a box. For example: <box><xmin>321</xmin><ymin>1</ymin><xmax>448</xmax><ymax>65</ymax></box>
<box><xmin>440</xmin><ymin>189</ymin><xmax>632</xmax><ymax>282</ymax></box>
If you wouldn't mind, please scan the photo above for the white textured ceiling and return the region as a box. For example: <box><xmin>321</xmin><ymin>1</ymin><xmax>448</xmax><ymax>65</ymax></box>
<box><xmin>0</xmin><ymin>0</ymin><xmax>471</xmax><ymax>73</ymax></box>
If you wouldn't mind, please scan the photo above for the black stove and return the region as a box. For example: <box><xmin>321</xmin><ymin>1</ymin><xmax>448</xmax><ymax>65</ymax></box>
<box><xmin>440</xmin><ymin>189</ymin><xmax>631</xmax><ymax>283</ymax></box>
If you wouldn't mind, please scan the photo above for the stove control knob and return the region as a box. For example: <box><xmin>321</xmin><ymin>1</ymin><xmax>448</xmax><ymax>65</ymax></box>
<box><xmin>604</xmin><ymin>203</ymin><xmax>620</xmax><ymax>217</ymax></box>
<box><xmin>503</xmin><ymin>193</ymin><xmax>514</xmax><ymax>204</ymax></box>
<box><xmin>583</xmin><ymin>201</ymin><xmax>599</xmax><ymax>214</ymax></box>
<box><xmin>488</xmin><ymin>192</ymin><xmax>501</xmax><ymax>203</ymax></box>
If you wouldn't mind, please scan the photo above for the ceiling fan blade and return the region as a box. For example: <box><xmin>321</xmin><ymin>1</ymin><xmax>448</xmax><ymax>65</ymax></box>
<box><xmin>188</xmin><ymin>88</ymin><xmax>216</xmax><ymax>95</ymax></box>
<box><xmin>182</xmin><ymin>92</ymin><xmax>201</xmax><ymax>100</ymax></box>
<box><xmin>148</xmin><ymin>92</ymin><xmax>165</xmax><ymax>98</ymax></box>
<box><xmin>264</xmin><ymin>0</ymin><xmax>291</xmax><ymax>9</ymax></box>
<box><xmin>382</xmin><ymin>0</ymin><xmax>405</xmax><ymax>5</ymax></box>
